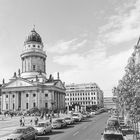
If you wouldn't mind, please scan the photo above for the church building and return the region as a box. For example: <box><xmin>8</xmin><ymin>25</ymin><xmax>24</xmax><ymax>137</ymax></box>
<box><xmin>1</xmin><ymin>28</ymin><xmax>66</xmax><ymax>113</ymax></box>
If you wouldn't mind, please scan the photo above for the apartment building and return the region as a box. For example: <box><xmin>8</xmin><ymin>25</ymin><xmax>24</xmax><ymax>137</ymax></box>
<box><xmin>65</xmin><ymin>83</ymin><xmax>104</xmax><ymax>109</ymax></box>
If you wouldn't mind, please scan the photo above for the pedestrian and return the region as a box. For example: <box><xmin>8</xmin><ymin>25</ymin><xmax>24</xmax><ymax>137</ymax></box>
<box><xmin>20</xmin><ymin>118</ymin><xmax>22</xmax><ymax>126</ymax></box>
<box><xmin>22</xmin><ymin>117</ymin><xmax>25</xmax><ymax>126</ymax></box>
<box><xmin>34</xmin><ymin>117</ymin><xmax>38</xmax><ymax>125</ymax></box>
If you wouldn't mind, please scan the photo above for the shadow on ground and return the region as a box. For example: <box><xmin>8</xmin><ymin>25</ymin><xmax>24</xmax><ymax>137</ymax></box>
<box><xmin>47</xmin><ymin>130</ymin><xmax>64</xmax><ymax>135</ymax></box>
<box><xmin>82</xmin><ymin>119</ymin><xmax>92</xmax><ymax>122</ymax></box>
<box><xmin>61</xmin><ymin>125</ymin><xmax>75</xmax><ymax>129</ymax></box>
<box><xmin>36</xmin><ymin>136</ymin><xmax>50</xmax><ymax>140</ymax></box>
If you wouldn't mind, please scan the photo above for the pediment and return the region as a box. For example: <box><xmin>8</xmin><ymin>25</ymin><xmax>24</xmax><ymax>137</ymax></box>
<box><xmin>55</xmin><ymin>81</ymin><xmax>66</xmax><ymax>90</ymax></box>
<box><xmin>4</xmin><ymin>78</ymin><xmax>34</xmax><ymax>88</ymax></box>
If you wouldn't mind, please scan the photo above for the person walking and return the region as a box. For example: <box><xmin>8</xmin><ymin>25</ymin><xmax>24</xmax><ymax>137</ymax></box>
<box><xmin>34</xmin><ymin>117</ymin><xmax>38</xmax><ymax>125</ymax></box>
<box><xmin>22</xmin><ymin>116</ymin><xmax>25</xmax><ymax>126</ymax></box>
<box><xmin>19</xmin><ymin>117</ymin><xmax>22</xmax><ymax>126</ymax></box>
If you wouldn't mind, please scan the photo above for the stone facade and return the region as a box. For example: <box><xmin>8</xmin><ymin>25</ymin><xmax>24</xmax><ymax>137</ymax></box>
<box><xmin>1</xmin><ymin>28</ymin><xmax>66</xmax><ymax>112</ymax></box>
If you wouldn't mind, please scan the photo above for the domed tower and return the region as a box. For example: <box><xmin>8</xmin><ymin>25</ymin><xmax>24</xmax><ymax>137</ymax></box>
<box><xmin>20</xmin><ymin>28</ymin><xmax>47</xmax><ymax>80</ymax></box>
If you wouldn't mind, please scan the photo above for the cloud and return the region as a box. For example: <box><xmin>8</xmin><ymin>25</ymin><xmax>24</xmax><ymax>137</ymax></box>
<box><xmin>99</xmin><ymin>0</ymin><xmax>140</xmax><ymax>44</ymax></box>
<box><xmin>48</xmin><ymin>39</ymin><xmax>87</xmax><ymax>54</ymax></box>
<box><xmin>53</xmin><ymin>46</ymin><xmax>133</xmax><ymax>96</ymax></box>
<box><xmin>52</xmin><ymin>0</ymin><xmax>140</xmax><ymax>97</ymax></box>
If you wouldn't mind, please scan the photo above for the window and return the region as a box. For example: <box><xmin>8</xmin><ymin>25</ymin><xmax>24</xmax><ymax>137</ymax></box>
<box><xmin>6</xmin><ymin>103</ymin><xmax>8</xmax><ymax>109</ymax></box>
<box><xmin>33</xmin><ymin>94</ymin><xmax>36</xmax><ymax>97</ymax></box>
<box><xmin>26</xmin><ymin>94</ymin><xmax>29</xmax><ymax>97</ymax></box>
<box><xmin>91</xmin><ymin>93</ymin><xmax>93</xmax><ymax>95</ymax></box>
<box><xmin>26</xmin><ymin>103</ymin><xmax>28</xmax><ymax>109</ymax></box>
<box><xmin>91</xmin><ymin>97</ymin><xmax>93</xmax><ymax>100</ymax></box>
<box><xmin>45</xmin><ymin>103</ymin><xmax>48</xmax><ymax>108</ymax></box>
<box><xmin>45</xmin><ymin>94</ymin><xmax>48</xmax><ymax>97</ymax></box>
<box><xmin>13</xmin><ymin>95</ymin><xmax>15</xmax><ymax>98</ymax></box>
<box><xmin>13</xmin><ymin>103</ymin><xmax>15</xmax><ymax>109</ymax></box>
<box><xmin>33</xmin><ymin>65</ymin><xmax>36</xmax><ymax>70</ymax></box>
<box><xmin>33</xmin><ymin>102</ymin><xmax>36</xmax><ymax>107</ymax></box>
<box><xmin>38</xmin><ymin>45</ymin><xmax>40</xmax><ymax>48</ymax></box>
<box><xmin>94</xmin><ymin>97</ymin><xmax>96</xmax><ymax>100</ymax></box>
<box><xmin>33</xmin><ymin>45</ymin><xmax>35</xmax><ymax>47</ymax></box>
<box><xmin>88</xmin><ymin>97</ymin><xmax>90</xmax><ymax>100</ymax></box>
<box><xmin>6</xmin><ymin>95</ymin><xmax>8</xmax><ymax>98</ymax></box>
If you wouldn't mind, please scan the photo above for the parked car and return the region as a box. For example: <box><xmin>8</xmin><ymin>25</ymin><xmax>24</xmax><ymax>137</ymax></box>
<box><xmin>121</xmin><ymin>125</ymin><xmax>134</xmax><ymax>135</ymax></box>
<box><xmin>72</xmin><ymin>113</ymin><xmax>82</xmax><ymax>122</ymax></box>
<box><xmin>52</xmin><ymin>118</ymin><xmax>67</xmax><ymax>129</ymax></box>
<box><xmin>101</xmin><ymin>128</ymin><xmax>125</xmax><ymax>140</ymax></box>
<box><xmin>106</xmin><ymin>118</ymin><xmax>120</xmax><ymax>130</ymax></box>
<box><xmin>56</xmin><ymin>118</ymin><xmax>67</xmax><ymax>128</ymax></box>
<box><xmin>5</xmin><ymin>126</ymin><xmax>37</xmax><ymax>140</ymax></box>
<box><xmin>64</xmin><ymin>117</ymin><xmax>74</xmax><ymax>125</ymax></box>
<box><xmin>34</xmin><ymin>121</ymin><xmax>52</xmax><ymax>135</ymax></box>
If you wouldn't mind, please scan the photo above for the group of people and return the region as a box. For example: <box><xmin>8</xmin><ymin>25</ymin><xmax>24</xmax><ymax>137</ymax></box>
<box><xmin>19</xmin><ymin>116</ymin><xmax>39</xmax><ymax>126</ymax></box>
<box><xmin>19</xmin><ymin>114</ymin><xmax>53</xmax><ymax>127</ymax></box>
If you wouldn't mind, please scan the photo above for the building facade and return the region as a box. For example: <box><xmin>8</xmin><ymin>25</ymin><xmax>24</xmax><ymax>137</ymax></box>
<box><xmin>65</xmin><ymin>83</ymin><xmax>104</xmax><ymax>110</ymax></box>
<box><xmin>1</xmin><ymin>28</ymin><xmax>66</xmax><ymax>112</ymax></box>
<box><xmin>104</xmin><ymin>97</ymin><xmax>116</xmax><ymax>109</ymax></box>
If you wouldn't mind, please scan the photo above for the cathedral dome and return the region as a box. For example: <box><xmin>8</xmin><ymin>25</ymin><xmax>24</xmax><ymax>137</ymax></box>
<box><xmin>25</xmin><ymin>28</ymin><xmax>42</xmax><ymax>44</ymax></box>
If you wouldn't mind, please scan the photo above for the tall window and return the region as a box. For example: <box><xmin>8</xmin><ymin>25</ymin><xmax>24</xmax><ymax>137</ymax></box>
<box><xmin>45</xmin><ymin>103</ymin><xmax>48</xmax><ymax>108</ymax></box>
<box><xmin>6</xmin><ymin>103</ymin><xmax>8</xmax><ymax>109</ymax></box>
<box><xmin>33</xmin><ymin>65</ymin><xmax>36</xmax><ymax>70</ymax></box>
<box><xmin>26</xmin><ymin>103</ymin><xmax>28</xmax><ymax>109</ymax></box>
<box><xmin>13</xmin><ymin>103</ymin><xmax>15</xmax><ymax>110</ymax></box>
<box><xmin>33</xmin><ymin>102</ymin><xmax>36</xmax><ymax>107</ymax></box>
<box><xmin>6</xmin><ymin>95</ymin><xmax>8</xmax><ymax>98</ymax></box>
<box><xmin>26</xmin><ymin>94</ymin><xmax>29</xmax><ymax>97</ymax></box>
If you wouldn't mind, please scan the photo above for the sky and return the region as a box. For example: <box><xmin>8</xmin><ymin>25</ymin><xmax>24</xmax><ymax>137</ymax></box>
<box><xmin>0</xmin><ymin>0</ymin><xmax>140</xmax><ymax>97</ymax></box>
